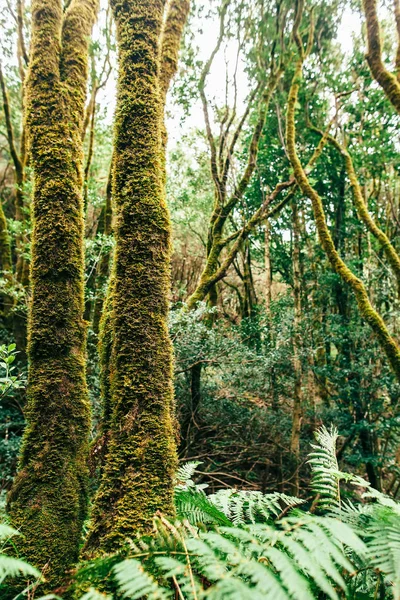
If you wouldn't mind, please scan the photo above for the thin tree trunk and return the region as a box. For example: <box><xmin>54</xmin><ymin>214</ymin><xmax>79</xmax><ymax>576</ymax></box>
<box><xmin>264</xmin><ymin>219</ymin><xmax>272</xmax><ymax>311</ymax></box>
<box><xmin>286</xmin><ymin>27</ymin><xmax>400</xmax><ymax>384</ymax></box>
<box><xmin>92</xmin><ymin>163</ymin><xmax>113</xmax><ymax>335</ymax></box>
<box><xmin>290</xmin><ymin>199</ymin><xmax>303</xmax><ymax>496</ymax></box>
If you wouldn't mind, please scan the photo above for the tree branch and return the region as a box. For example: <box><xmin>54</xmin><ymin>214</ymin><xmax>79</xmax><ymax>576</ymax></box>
<box><xmin>160</xmin><ymin>0</ymin><xmax>190</xmax><ymax>105</ymax></box>
<box><xmin>286</xmin><ymin>4</ymin><xmax>400</xmax><ymax>383</ymax></box>
<box><xmin>0</xmin><ymin>63</ymin><xmax>23</xmax><ymax>179</ymax></box>
<box><xmin>198</xmin><ymin>0</ymin><xmax>230</xmax><ymax>202</ymax></box>
<box><xmin>362</xmin><ymin>0</ymin><xmax>400</xmax><ymax>113</ymax></box>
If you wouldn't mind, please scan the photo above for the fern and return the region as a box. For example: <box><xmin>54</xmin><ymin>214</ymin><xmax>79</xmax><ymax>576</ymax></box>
<box><xmin>77</xmin><ymin>425</ymin><xmax>400</xmax><ymax>600</ymax></box>
<box><xmin>175</xmin><ymin>488</ymin><xmax>232</xmax><ymax>526</ymax></box>
<box><xmin>308</xmin><ymin>425</ymin><xmax>342</xmax><ymax>509</ymax></box>
<box><xmin>114</xmin><ymin>559</ymin><xmax>171</xmax><ymax>600</ymax></box>
<box><xmin>176</xmin><ymin>461</ymin><xmax>203</xmax><ymax>488</ymax></box>
<box><xmin>78</xmin><ymin>589</ymin><xmax>112</xmax><ymax>600</ymax></box>
<box><xmin>105</xmin><ymin>510</ymin><xmax>366</xmax><ymax>600</ymax></box>
<box><xmin>308</xmin><ymin>425</ymin><xmax>400</xmax><ymax>598</ymax></box>
<box><xmin>208</xmin><ymin>489</ymin><xmax>304</xmax><ymax>525</ymax></box>
<box><xmin>0</xmin><ymin>524</ymin><xmax>41</xmax><ymax>587</ymax></box>
<box><xmin>364</xmin><ymin>507</ymin><xmax>400</xmax><ymax>598</ymax></box>
<box><xmin>175</xmin><ymin>462</ymin><xmax>302</xmax><ymax>527</ymax></box>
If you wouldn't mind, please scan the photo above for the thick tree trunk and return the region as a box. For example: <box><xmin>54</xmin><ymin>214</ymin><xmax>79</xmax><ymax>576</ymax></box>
<box><xmin>7</xmin><ymin>0</ymin><xmax>98</xmax><ymax>587</ymax></box>
<box><xmin>84</xmin><ymin>0</ymin><xmax>178</xmax><ymax>555</ymax></box>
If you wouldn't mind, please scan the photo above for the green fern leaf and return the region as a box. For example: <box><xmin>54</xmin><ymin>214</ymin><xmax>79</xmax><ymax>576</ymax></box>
<box><xmin>0</xmin><ymin>554</ymin><xmax>40</xmax><ymax>584</ymax></box>
<box><xmin>113</xmin><ymin>558</ymin><xmax>171</xmax><ymax>599</ymax></box>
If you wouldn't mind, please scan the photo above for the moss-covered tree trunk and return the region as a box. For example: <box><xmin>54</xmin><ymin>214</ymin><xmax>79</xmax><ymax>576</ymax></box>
<box><xmin>7</xmin><ymin>0</ymin><xmax>97</xmax><ymax>588</ymax></box>
<box><xmin>84</xmin><ymin>0</ymin><xmax>179</xmax><ymax>554</ymax></box>
<box><xmin>362</xmin><ymin>0</ymin><xmax>400</xmax><ymax>114</ymax></box>
<box><xmin>264</xmin><ymin>220</ymin><xmax>272</xmax><ymax>311</ymax></box>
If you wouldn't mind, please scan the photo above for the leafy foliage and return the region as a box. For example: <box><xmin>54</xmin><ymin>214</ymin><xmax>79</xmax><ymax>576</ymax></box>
<box><xmin>0</xmin><ymin>523</ymin><xmax>40</xmax><ymax>588</ymax></box>
<box><xmin>71</xmin><ymin>427</ymin><xmax>400</xmax><ymax>600</ymax></box>
<box><xmin>0</xmin><ymin>345</ymin><xmax>25</xmax><ymax>400</ymax></box>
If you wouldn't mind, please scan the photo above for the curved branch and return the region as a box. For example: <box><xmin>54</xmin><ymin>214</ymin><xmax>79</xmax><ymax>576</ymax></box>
<box><xmin>160</xmin><ymin>0</ymin><xmax>190</xmax><ymax>105</ymax></box>
<box><xmin>221</xmin><ymin>82</ymin><xmax>261</xmax><ymax>190</ymax></box>
<box><xmin>362</xmin><ymin>0</ymin><xmax>400</xmax><ymax>113</ymax></box>
<box><xmin>199</xmin><ymin>0</ymin><xmax>230</xmax><ymax>200</ymax></box>
<box><xmin>17</xmin><ymin>0</ymin><xmax>29</xmax><ymax>67</ymax></box>
<box><xmin>394</xmin><ymin>0</ymin><xmax>400</xmax><ymax>78</ymax></box>
<box><xmin>0</xmin><ymin>64</ymin><xmax>23</xmax><ymax>179</ymax></box>
<box><xmin>222</xmin><ymin>69</ymin><xmax>283</xmax><ymax>217</ymax></box>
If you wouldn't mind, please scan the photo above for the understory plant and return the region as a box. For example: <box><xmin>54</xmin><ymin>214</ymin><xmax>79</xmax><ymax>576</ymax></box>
<box><xmin>72</xmin><ymin>426</ymin><xmax>400</xmax><ymax>600</ymax></box>
<box><xmin>2</xmin><ymin>426</ymin><xmax>399</xmax><ymax>599</ymax></box>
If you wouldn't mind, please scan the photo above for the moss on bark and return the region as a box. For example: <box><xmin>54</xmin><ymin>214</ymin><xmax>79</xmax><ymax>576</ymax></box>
<box><xmin>363</xmin><ymin>0</ymin><xmax>400</xmax><ymax>114</ymax></box>
<box><xmin>160</xmin><ymin>0</ymin><xmax>190</xmax><ymax>105</ymax></box>
<box><xmin>84</xmin><ymin>0</ymin><xmax>178</xmax><ymax>555</ymax></box>
<box><xmin>7</xmin><ymin>0</ymin><xmax>98</xmax><ymax>589</ymax></box>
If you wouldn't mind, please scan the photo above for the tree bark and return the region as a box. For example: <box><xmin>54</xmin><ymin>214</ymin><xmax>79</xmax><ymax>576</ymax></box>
<box><xmin>84</xmin><ymin>0</ymin><xmax>178</xmax><ymax>555</ymax></box>
<box><xmin>7</xmin><ymin>0</ymin><xmax>98</xmax><ymax>587</ymax></box>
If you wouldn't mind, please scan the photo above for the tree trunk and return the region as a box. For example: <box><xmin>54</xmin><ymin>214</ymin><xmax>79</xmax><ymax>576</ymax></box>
<box><xmin>290</xmin><ymin>199</ymin><xmax>303</xmax><ymax>496</ymax></box>
<box><xmin>84</xmin><ymin>0</ymin><xmax>178</xmax><ymax>555</ymax></box>
<box><xmin>0</xmin><ymin>201</ymin><xmax>14</xmax><ymax>318</ymax></box>
<box><xmin>7</xmin><ymin>0</ymin><xmax>98</xmax><ymax>587</ymax></box>
<box><xmin>264</xmin><ymin>219</ymin><xmax>272</xmax><ymax>311</ymax></box>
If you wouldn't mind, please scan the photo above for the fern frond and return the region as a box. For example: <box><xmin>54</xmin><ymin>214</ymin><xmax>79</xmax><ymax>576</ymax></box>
<box><xmin>0</xmin><ymin>554</ymin><xmax>40</xmax><ymax>584</ymax></box>
<box><xmin>78</xmin><ymin>588</ymin><xmax>112</xmax><ymax>600</ymax></box>
<box><xmin>113</xmin><ymin>559</ymin><xmax>171</xmax><ymax>600</ymax></box>
<box><xmin>261</xmin><ymin>546</ymin><xmax>313</xmax><ymax>600</ymax></box>
<box><xmin>175</xmin><ymin>488</ymin><xmax>232</xmax><ymax>526</ymax></box>
<box><xmin>176</xmin><ymin>461</ymin><xmax>203</xmax><ymax>487</ymax></box>
<box><xmin>109</xmin><ymin>511</ymin><xmax>370</xmax><ymax>600</ymax></box>
<box><xmin>362</xmin><ymin>488</ymin><xmax>400</xmax><ymax>514</ymax></box>
<box><xmin>365</xmin><ymin>507</ymin><xmax>400</xmax><ymax>599</ymax></box>
<box><xmin>308</xmin><ymin>425</ymin><xmax>341</xmax><ymax>510</ymax></box>
<box><xmin>208</xmin><ymin>489</ymin><xmax>303</xmax><ymax>525</ymax></box>
<box><xmin>277</xmin><ymin>514</ymin><xmax>366</xmax><ymax>600</ymax></box>
<box><xmin>0</xmin><ymin>524</ymin><xmax>19</xmax><ymax>542</ymax></box>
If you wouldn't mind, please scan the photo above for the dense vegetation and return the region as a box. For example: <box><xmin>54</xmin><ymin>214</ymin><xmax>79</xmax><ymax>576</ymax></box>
<box><xmin>1</xmin><ymin>0</ymin><xmax>400</xmax><ymax>597</ymax></box>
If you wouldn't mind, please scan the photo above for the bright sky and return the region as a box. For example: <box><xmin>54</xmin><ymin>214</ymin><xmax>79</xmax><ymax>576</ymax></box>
<box><xmin>164</xmin><ymin>3</ymin><xmax>363</xmax><ymax>146</ymax></box>
<box><xmin>0</xmin><ymin>0</ymin><xmax>374</xmax><ymax>145</ymax></box>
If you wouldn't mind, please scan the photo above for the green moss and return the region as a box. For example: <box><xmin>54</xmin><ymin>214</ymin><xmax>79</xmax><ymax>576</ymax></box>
<box><xmin>0</xmin><ymin>203</ymin><xmax>12</xmax><ymax>276</ymax></box>
<box><xmin>363</xmin><ymin>0</ymin><xmax>400</xmax><ymax>114</ymax></box>
<box><xmin>7</xmin><ymin>0</ymin><xmax>98</xmax><ymax>590</ymax></box>
<box><xmin>322</xmin><ymin>133</ymin><xmax>400</xmax><ymax>297</ymax></box>
<box><xmin>84</xmin><ymin>0</ymin><xmax>178</xmax><ymax>556</ymax></box>
<box><xmin>160</xmin><ymin>0</ymin><xmax>190</xmax><ymax>105</ymax></box>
